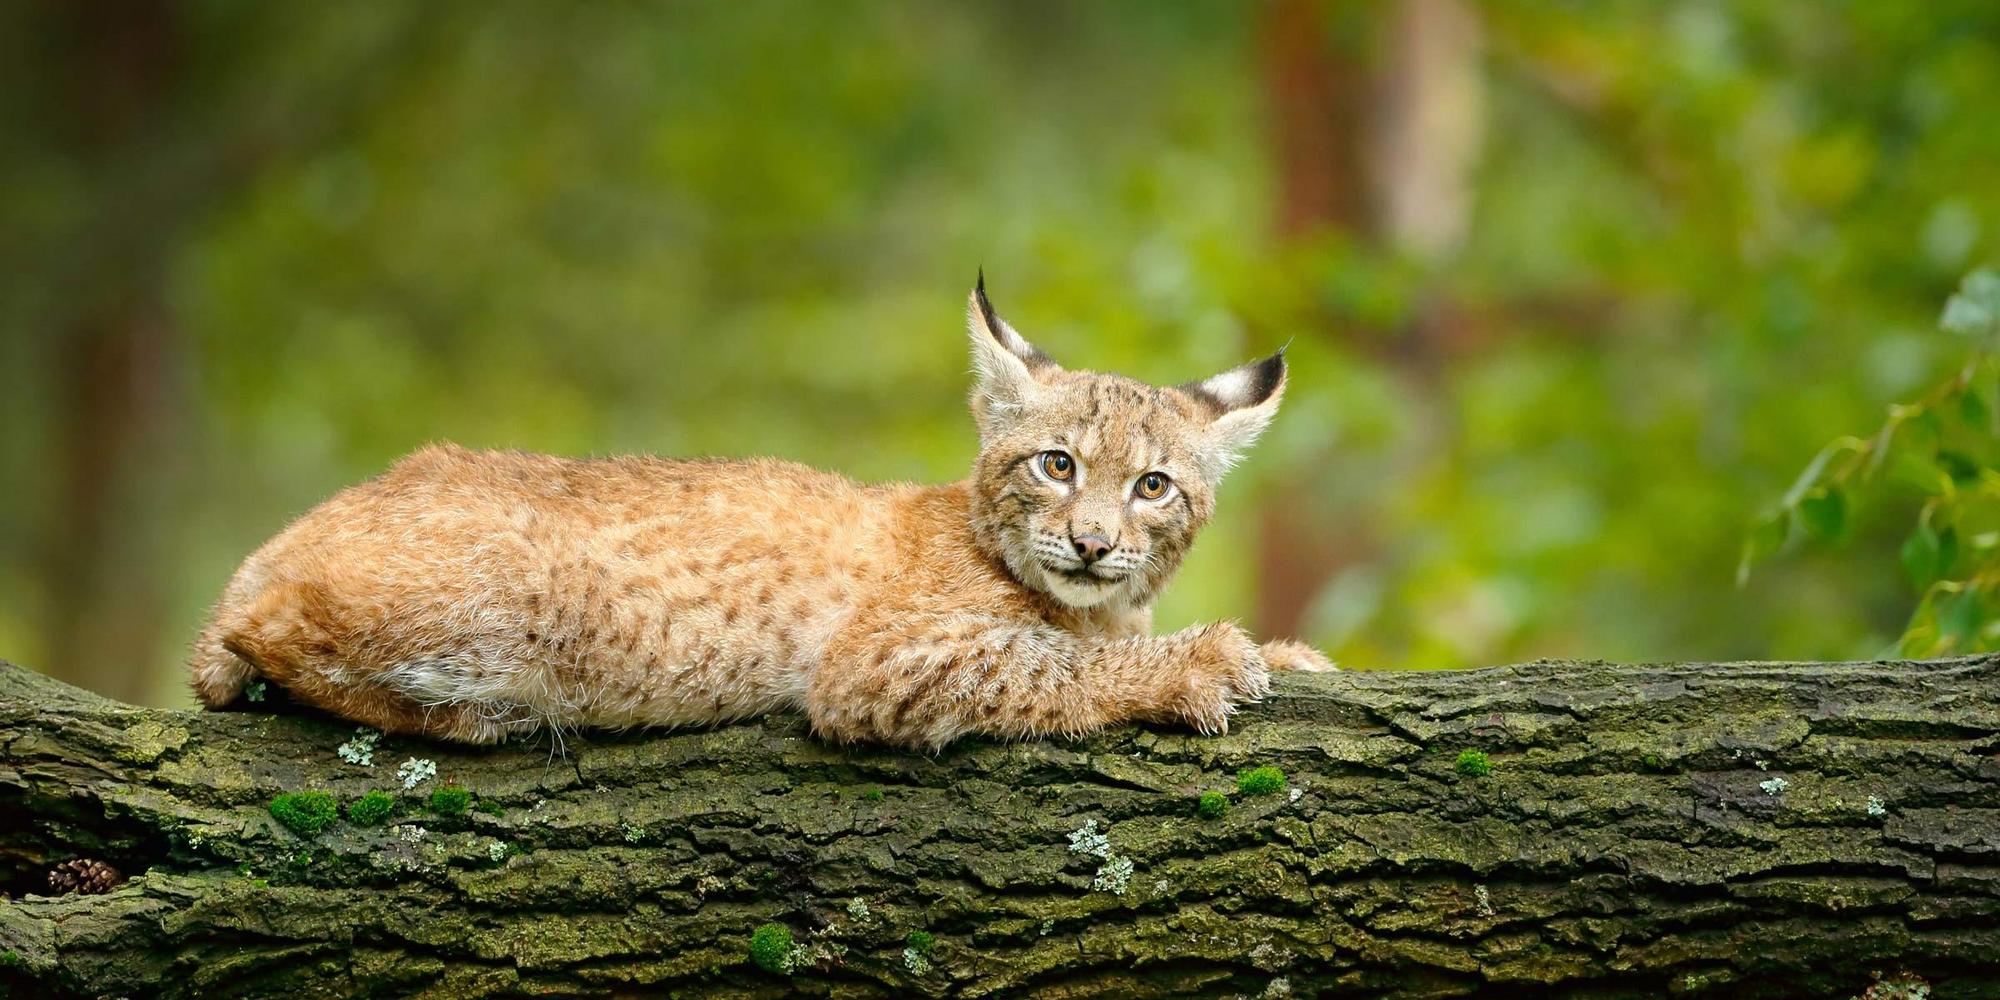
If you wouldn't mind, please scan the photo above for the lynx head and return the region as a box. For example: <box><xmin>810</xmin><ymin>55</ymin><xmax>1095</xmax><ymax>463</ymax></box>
<box><xmin>964</xmin><ymin>275</ymin><xmax>1285</xmax><ymax>611</ymax></box>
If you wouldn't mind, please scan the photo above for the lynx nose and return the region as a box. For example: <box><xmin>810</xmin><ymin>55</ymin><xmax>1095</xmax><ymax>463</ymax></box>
<box><xmin>1071</xmin><ymin>533</ymin><xmax>1112</xmax><ymax>564</ymax></box>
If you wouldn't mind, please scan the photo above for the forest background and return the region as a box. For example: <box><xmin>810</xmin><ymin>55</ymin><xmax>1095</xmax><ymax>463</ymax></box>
<box><xmin>4</xmin><ymin>1</ymin><xmax>1997</xmax><ymax>706</ymax></box>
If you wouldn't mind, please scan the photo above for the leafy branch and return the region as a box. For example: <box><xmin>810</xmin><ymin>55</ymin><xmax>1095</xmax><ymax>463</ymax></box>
<box><xmin>1742</xmin><ymin>269</ymin><xmax>2000</xmax><ymax>655</ymax></box>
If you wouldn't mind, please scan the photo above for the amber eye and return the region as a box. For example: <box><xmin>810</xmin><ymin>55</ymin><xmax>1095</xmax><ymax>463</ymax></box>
<box><xmin>1135</xmin><ymin>472</ymin><xmax>1171</xmax><ymax>500</ymax></box>
<box><xmin>1040</xmin><ymin>450</ymin><xmax>1075</xmax><ymax>482</ymax></box>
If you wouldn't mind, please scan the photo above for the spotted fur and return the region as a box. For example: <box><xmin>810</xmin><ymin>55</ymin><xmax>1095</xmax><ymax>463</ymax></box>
<box><xmin>189</xmin><ymin>280</ymin><xmax>1333</xmax><ymax>749</ymax></box>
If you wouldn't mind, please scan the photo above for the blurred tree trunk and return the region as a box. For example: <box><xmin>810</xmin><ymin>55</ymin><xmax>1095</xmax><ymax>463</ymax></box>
<box><xmin>1252</xmin><ymin>0</ymin><xmax>1484</xmax><ymax>642</ymax></box>
<box><xmin>38</xmin><ymin>0</ymin><xmax>188</xmax><ymax>704</ymax></box>
<box><xmin>1261</xmin><ymin>0</ymin><xmax>1372</xmax><ymax>240</ymax></box>
<box><xmin>1373</xmin><ymin>0</ymin><xmax>1483</xmax><ymax>260</ymax></box>
<box><xmin>26</xmin><ymin>4</ymin><xmax>437</xmax><ymax>704</ymax></box>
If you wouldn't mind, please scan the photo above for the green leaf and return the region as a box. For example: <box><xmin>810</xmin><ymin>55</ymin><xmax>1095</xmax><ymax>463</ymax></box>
<box><xmin>1941</xmin><ymin>586</ymin><xmax>1984</xmax><ymax>648</ymax></box>
<box><xmin>1961</xmin><ymin>383</ymin><xmax>1990</xmax><ymax>430</ymax></box>
<box><xmin>1887</xmin><ymin>449</ymin><xmax>1952</xmax><ymax>495</ymax></box>
<box><xmin>1899</xmin><ymin>619</ymin><xmax>1944</xmax><ymax>658</ymax></box>
<box><xmin>1902</xmin><ymin>523</ymin><xmax>1942</xmax><ymax>589</ymax></box>
<box><xmin>1938</xmin><ymin>449</ymin><xmax>1981</xmax><ymax>484</ymax></box>
<box><xmin>1780</xmin><ymin>437</ymin><xmax>1866</xmax><ymax>507</ymax></box>
<box><xmin>1797</xmin><ymin>488</ymin><xmax>1847</xmax><ymax>541</ymax></box>
<box><xmin>1898</xmin><ymin>634</ymin><xmax>1931</xmax><ymax>657</ymax></box>
<box><xmin>1737</xmin><ymin>510</ymin><xmax>1791</xmax><ymax>586</ymax></box>
<box><xmin>1900</xmin><ymin>587</ymin><xmax>1945</xmax><ymax>656</ymax></box>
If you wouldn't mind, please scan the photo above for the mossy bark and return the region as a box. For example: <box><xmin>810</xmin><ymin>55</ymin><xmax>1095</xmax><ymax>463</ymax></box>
<box><xmin>2</xmin><ymin>656</ymin><xmax>1998</xmax><ymax>999</ymax></box>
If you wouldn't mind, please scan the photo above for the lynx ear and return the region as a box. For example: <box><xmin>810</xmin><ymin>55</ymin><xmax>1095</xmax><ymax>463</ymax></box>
<box><xmin>967</xmin><ymin>272</ymin><xmax>1057</xmax><ymax>438</ymax></box>
<box><xmin>1180</xmin><ymin>348</ymin><xmax>1287</xmax><ymax>478</ymax></box>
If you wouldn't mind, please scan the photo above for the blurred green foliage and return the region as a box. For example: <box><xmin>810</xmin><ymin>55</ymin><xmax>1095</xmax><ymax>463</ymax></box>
<box><xmin>2</xmin><ymin>2</ymin><xmax>1999</xmax><ymax>705</ymax></box>
<box><xmin>1752</xmin><ymin>269</ymin><xmax>2000</xmax><ymax>655</ymax></box>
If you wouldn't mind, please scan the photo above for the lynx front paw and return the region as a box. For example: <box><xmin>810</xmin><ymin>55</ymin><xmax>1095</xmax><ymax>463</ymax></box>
<box><xmin>1163</xmin><ymin>623</ymin><xmax>1271</xmax><ymax>735</ymax></box>
<box><xmin>1262</xmin><ymin>637</ymin><xmax>1337</xmax><ymax>672</ymax></box>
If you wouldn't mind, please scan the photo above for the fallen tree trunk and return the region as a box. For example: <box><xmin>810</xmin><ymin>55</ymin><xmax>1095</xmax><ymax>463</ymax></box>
<box><xmin>1</xmin><ymin>655</ymin><xmax>1997</xmax><ymax>999</ymax></box>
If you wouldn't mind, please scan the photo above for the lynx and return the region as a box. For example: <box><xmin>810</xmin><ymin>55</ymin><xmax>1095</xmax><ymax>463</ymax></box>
<box><xmin>190</xmin><ymin>277</ymin><xmax>1332</xmax><ymax>749</ymax></box>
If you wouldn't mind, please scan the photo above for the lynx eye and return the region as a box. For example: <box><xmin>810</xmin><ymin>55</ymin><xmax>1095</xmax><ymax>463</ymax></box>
<box><xmin>1039</xmin><ymin>450</ymin><xmax>1075</xmax><ymax>482</ymax></box>
<box><xmin>1135</xmin><ymin>472</ymin><xmax>1171</xmax><ymax>500</ymax></box>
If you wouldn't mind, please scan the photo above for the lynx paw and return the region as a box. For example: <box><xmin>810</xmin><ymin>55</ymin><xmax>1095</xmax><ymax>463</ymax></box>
<box><xmin>1262</xmin><ymin>637</ymin><xmax>1337</xmax><ymax>672</ymax></box>
<box><xmin>1167</xmin><ymin>623</ymin><xmax>1271</xmax><ymax>735</ymax></box>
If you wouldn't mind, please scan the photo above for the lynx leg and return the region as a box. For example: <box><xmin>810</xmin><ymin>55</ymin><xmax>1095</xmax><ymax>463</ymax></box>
<box><xmin>809</xmin><ymin>615</ymin><xmax>1270</xmax><ymax>749</ymax></box>
<box><xmin>190</xmin><ymin>631</ymin><xmax>258</xmax><ymax>708</ymax></box>
<box><xmin>213</xmin><ymin>579</ymin><xmax>521</xmax><ymax>742</ymax></box>
<box><xmin>1261</xmin><ymin>637</ymin><xmax>1336</xmax><ymax>672</ymax></box>
<box><xmin>190</xmin><ymin>559</ymin><xmax>275</xmax><ymax>707</ymax></box>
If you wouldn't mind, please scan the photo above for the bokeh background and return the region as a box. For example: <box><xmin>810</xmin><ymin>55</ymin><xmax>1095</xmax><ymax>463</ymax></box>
<box><xmin>4</xmin><ymin>1</ymin><xmax>1998</xmax><ymax>707</ymax></box>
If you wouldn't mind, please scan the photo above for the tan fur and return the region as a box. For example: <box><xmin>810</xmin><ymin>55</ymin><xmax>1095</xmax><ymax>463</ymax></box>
<box><xmin>190</xmin><ymin>281</ymin><xmax>1333</xmax><ymax>749</ymax></box>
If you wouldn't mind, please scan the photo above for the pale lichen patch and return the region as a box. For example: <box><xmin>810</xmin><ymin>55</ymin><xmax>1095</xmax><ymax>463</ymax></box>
<box><xmin>336</xmin><ymin>728</ymin><xmax>380</xmax><ymax>767</ymax></box>
<box><xmin>1067</xmin><ymin>819</ymin><xmax>1110</xmax><ymax>859</ymax></box>
<box><xmin>1092</xmin><ymin>855</ymin><xmax>1134</xmax><ymax>895</ymax></box>
<box><xmin>1068</xmin><ymin>818</ymin><xmax>1135</xmax><ymax>895</ymax></box>
<box><xmin>397</xmin><ymin>757</ymin><xmax>437</xmax><ymax>790</ymax></box>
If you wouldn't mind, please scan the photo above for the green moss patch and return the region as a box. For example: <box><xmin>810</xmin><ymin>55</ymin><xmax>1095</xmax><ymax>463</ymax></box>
<box><xmin>749</xmin><ymin>923</ymin><xmax>793</xmax><ymax>974</ymax></box>
<box><xmin>1196</xmin><ymin>791</ymin><xmax>1230</xmax><ymax>818</ymax></box>
<box><xmin>346</xmin><ymin>790</ymin><xmax>395</xmax><ymax>826</ymax></box>
<box><xmin>1455</xmin><ymin>749</ymin><xmax>1493</xmax><ymax>777</ymax></box>
<box><xmin>429</xmin><ymin>785</ymin><xmax>472</xmax><ymax>818</ymax></box>
<box><xmin>1236</xmin><ymin>766</ymin><xmax>1286</xmax><ymax>796</ymax></box>
<box><xmin>269</xmin><ymin>791</ymin><xmax>338</xmax><ymax>836</ymax></box>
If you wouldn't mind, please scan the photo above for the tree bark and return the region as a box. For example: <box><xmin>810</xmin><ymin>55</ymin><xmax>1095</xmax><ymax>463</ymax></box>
<box><xmin>2</xmin><ymin>655</ymin><xmax>1997</xmax><ymax>999</ymax></box>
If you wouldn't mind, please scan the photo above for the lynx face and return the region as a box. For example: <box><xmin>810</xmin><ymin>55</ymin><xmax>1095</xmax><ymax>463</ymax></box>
<box><xmin>965</xmin><ymin>278</ymin><xmax>1286</xmax><ymax>611</ymax></box>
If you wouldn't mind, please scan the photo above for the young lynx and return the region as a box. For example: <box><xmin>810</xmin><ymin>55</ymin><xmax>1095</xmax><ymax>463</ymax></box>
<box><xmin>190</xmin><ymin>278</ymin><xmax>1331</xmax><ymax>749</ymax></box>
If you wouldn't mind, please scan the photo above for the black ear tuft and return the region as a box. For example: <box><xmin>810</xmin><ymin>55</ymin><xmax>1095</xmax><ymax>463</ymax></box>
<box><xmin>968</xmin><ymin>272</ymin><xmax>1056</xmax><ymax>370</ymax></box>
<box><xmin>1179</xmin><ymin>348</ymin><xmax>1288</xmax><ymax>414</ymax></box>
<box><xmin>1246</xmin><ymin>348</ymin><xmax>1287</xmax><ymax>405</ymax></box>
<box><xmin>974</xmin><ymin>268</ymin><xmax>1000</xmax><ymax>340</ymax></box>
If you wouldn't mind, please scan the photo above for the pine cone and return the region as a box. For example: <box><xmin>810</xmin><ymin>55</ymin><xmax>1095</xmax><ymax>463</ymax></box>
<box><xmin>47</xmin><ymin>858</ymin><xmax>122</xmax><ymax>895</ymax></box>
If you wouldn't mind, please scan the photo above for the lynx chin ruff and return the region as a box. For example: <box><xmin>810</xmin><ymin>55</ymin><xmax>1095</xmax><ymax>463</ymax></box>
<box><xmin>190</xmin><ymin>277</ymin><xmax>1333</xmax><ymax>749</ymax></box>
